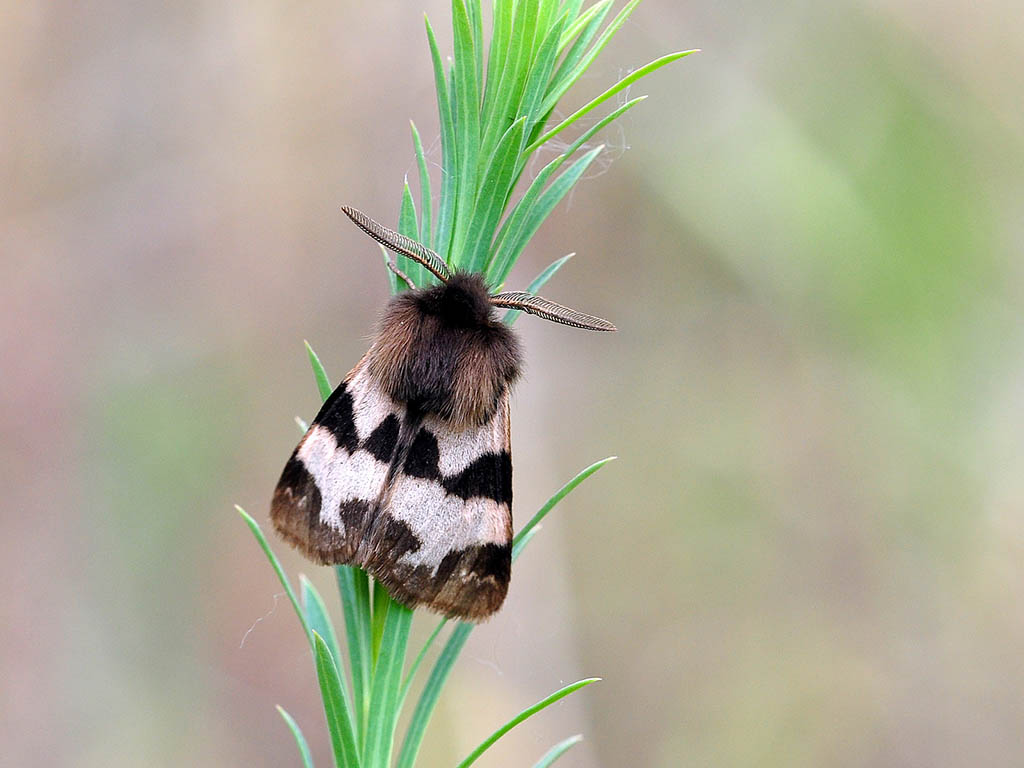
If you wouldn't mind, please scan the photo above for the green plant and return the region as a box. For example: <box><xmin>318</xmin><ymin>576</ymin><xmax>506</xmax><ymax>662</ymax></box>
<box><xmin>238</xmin><ymin>1</ymin><xmax>691</xmax><ymax>765</ymax></box>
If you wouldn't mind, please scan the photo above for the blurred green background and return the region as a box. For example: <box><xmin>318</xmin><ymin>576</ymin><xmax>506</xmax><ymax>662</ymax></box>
<box><xmin>3</xmin><ymin>1</ymin><xmax>1023</xmax><ymax>766</ymax></box>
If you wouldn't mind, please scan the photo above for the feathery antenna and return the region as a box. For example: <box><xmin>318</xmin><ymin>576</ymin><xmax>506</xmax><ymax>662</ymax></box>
<box><xmin>490</xmin><ymin>292</ymin><xmax>617</xmax><ymax>332</ymax></box>
<box><xmin>342</xmin><ymin>206</ymin><xmax>452</xmax><ymax>284</ymax></box>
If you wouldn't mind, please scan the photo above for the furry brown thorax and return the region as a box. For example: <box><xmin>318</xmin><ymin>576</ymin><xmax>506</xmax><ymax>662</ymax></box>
<box><xmin>364</xmin><ymin>272</ymin><xmax>522</xmax><ymax>430</ymax></box>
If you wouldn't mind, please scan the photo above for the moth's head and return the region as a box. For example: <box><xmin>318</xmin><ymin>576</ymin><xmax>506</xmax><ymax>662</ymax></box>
<box><xmin>418</xmin><ymin>272</ymin><xmax>495</xmax><ymax>329</ymax></box>
<box><xmin>342</xmin><ymin>206</ymin><xmax>617</xmax><ymax>333</ymax></box>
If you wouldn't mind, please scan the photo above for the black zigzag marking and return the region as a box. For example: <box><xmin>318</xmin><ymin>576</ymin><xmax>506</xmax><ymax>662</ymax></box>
<box><xmin>443</xmin><ymin>452</ymin><xmax>512</xmax><ymax>506</ymax></box>
<box><xmin>363</xmin><ymin>414</ymin><xmax>401</xmax><ymax>462</ymax></box>
<box><xmin>313</xmin><ymin>382</ymin><xmax>359</xmax><ymax>452</ymax></box>
<box><xmin>400</xmin><ymin>427</ymin><xmax>511</xmax><ymax>506</ymax></box>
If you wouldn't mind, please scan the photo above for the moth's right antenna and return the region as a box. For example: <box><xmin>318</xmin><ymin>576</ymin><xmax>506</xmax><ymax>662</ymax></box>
<box><xmin>342</xmin><ymin>206</ymin><xmax>451</xmax><ymax>284</ymax></box>
<box><xmin>490</xmin><ymin>291</ymin><xmax>617</xmax><ymax>332</ymax></box>
<box><xmin>384</xmin><ymin>255</ymin><xmax>417</xmax><ymax>291</ymax></box>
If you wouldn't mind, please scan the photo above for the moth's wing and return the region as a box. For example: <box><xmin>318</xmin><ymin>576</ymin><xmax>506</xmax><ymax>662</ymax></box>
<box><xmin>271</xmin><ymin>361</ymin><xmax>404</xmax><ymax>564</ymax></box>
<box><xmin>362</xmin><ymin>393</ymin><xmax>513</xmax><ymax>621</ymax></box>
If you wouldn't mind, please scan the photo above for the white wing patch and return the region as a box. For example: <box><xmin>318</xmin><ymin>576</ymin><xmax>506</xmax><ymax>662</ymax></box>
<box><xmin>349</xmin><ymin>366</ymin><xmax>401</xmax><ymax>440</ymax></box>
<box><xmin>389</xmin><ymin>480</ymin><xmax>509</xmax><ymax>570</ymax></box>
<box><xmin>424</xmin><ymin>411</ymin><xmax>502</xmax><ymax>476</ymax></box>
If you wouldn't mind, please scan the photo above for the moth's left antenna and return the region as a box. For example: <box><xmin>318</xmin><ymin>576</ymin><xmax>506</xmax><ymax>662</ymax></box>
<box><xmin>342</xmin><ymin>206</ymin><xmax>451</xmax><ymax>284</ymax></box>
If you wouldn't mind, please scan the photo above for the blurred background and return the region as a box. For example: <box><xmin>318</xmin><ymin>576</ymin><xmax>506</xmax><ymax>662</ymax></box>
<box><xmin>3</xmin><ymin>1</ymin><xmax>1024</xmax><ymax>766</ymax></box>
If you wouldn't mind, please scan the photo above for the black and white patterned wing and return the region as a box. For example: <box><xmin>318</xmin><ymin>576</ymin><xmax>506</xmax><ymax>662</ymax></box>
<box><xmin>271</xmin><ymin>361</ymin><xmax>404</xmax><ymax>564</ymax></box>
<box><xmin>360</xmin><ymin>393</ymin><xmax>513</xmax><ymax>621</ymax></box>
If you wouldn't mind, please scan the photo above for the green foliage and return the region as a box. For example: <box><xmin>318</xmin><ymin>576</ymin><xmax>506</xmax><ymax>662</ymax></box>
<box><xmin>302</xmin><ymin>575</ymin><xmax>344</xmax><ymax>672</ymax></box>
<box><xmin>239</xmin><ymin>1</ymin><xmax>688</xmax><ymax>764</ymax></box>
<box><xmin>407</xmin><ymin>0</ymin><xmax>693</xmax><ymax>290</ymax></box>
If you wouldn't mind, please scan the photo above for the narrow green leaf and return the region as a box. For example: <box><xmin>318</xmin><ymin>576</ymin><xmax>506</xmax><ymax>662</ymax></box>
<box><xmin>449</xmin><ymin>0</ymin><xmax>482</xmax><ymax>266</ymax></box>
<box><xmin>370</xmin><ymin>580</ymin><xmax>391</xmax><ymax>669</ymax></box>
<box><xmin>480</xmin><ymin>0</ymin><xmax>513</xmax><ymax>130</ymax></box>
<box><xmin>236</xmin><ymin>506</ymin><xmax>311</xmax><ymax>643</ymax></box>
<box><xmin>513</xmin><ymin>456</ymin><xmax>616</xmax><ymax>559</ymax></box>
<box><xmin>488</xmin><ymin>145</ymin><xmax>604</xmax><ymax>285</ymax></box>
<box><xmin>561</xmin><ymin>0</ymin><xmax>586</xmax><ymax>22</ymax></box>
<box><xmin>455</xmin><ymin>679</ymin><xmax>601</xmax><ymax>768</ymax></box>
<box><xmin>524</xmin><ymin>252</ymin><xmax>575</xmax><ymax>294</ymax></box>
<box><xmin>534</xmin><ymin>0</ymin><xmax>562</xmax><ymax>57</ymax></box>
<box><xmin>335</xmin><ymin>566</ymin><xmax>372</xmax><ymax>749</ymax></box>
<box><xmin>541</xmin><ymin>0</ymin><xmax>642</xmax><ymax>118</ymax></box>
<box><xmin>477</xmin><ymin>0</ymin><xmax>538</xmax><ymax>178</ymax></box>
<box><xmin>411</xmin><ymin>121</ymin><xmax>433</xmax><ymax>250</ymax></box>
<box><xmin>503</xmin><ymin>252</ymin><xmax>574</xmax><ymax>325</ymax></box>
<box><xmin>528</xmin><ymin>0</ymin><xmax>614</xmax><ymax>147</ymax></box>
<box><xmin>521</xmin><ymin>11</ymin><xmax>569</xmax><ymax>134</ymax></box>
<box><xmin>511</xmin><ymin>524</ymin><xmax>542</xmax><ymax>558</ymax></box>
<box><xmin>305</xmin><ymin>341</ymin><xmax>333</xmax><ymax>403</ymax></box>
<box><xmin>363</xmin><ymin>598</ymin><xmax>414</xmax><ymax>767</ymax></box>
<box><xmin>509</xmin><ymin>0</ymin><xmax>543</xmax><ymax>102</ymax></box>
<box><xmin>399</xmin><ymin>179</ymin><xmax>418</xmax><ymax>240</ymax></box>
<box><xmin>301</xmin><ymin>575</ymin><xmax>345</xmax><ymax>686</ymax></box>
<box><xmin>558</xmin><ymin>0</ymin><xmax>597</xmax><ymax>53</ymax></box>
<box><xmin>312</xmin><ymin>631</ymin><xmax>362</xmax><ymax>768</ymax></box>
<box><xmin>464</xmin><ymin>116</ymin><xmax>527</xmax><ymax>273</ymax></box>
<box><xmin>296</xmin><ymin>416</ymin><xmax>309</xmax><ymax>434</ymax></box>
<box><xmin>396</xmin><ymin>622</ymin><xmax>472</xmax><ymax>768</ymax></box>
<box><xmin>469</xmin><ymin>0</ymin><xmax>484</xmax><ymax>87</ymax></box>
<box><xmin>425</xmin><ymin>15</ymin><xmax>457</xmax><ymax>260</ymax></box>
<box><xmin>553</xmin><ymin>0</ymin><xmax>612</xmax><ymax>76</ymax></box>
<box><xmin>276</xmin><ymin>706</ymin><xmax>316</xmax><ymax>768</ymax></box>
<box><xmin>533</xmin><ymin>735</ymin><xmax>584</xmax><ymax>768</ymax></box>
<box><xmin>528</xmin><ymin>50</ymin><xmax>697</xmax><ymax>154</ymax></box>
<box><xmin>397</xmin><ymin>180</ymin><xmax>424</xmax><ymax>289</ymax></box>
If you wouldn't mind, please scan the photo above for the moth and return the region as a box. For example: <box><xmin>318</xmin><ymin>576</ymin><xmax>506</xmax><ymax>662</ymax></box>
<box><xmin>271</xmin><ymin>207</ymin><xmax>615</xmax><ymax>621</ymax></box>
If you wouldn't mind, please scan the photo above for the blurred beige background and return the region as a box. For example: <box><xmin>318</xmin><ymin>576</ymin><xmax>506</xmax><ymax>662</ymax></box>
<box><xmin>3</xmin><ymin>1</ymin><xmax>1024</xmax><ymax>766</ymax></box>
